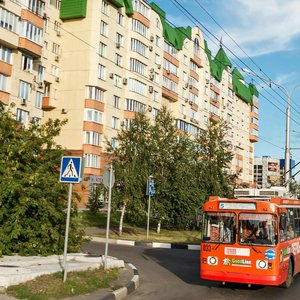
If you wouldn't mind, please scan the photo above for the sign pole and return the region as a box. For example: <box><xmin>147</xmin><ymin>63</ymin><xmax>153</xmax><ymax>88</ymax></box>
<box><xmin>63</xmin><ymin>183</ymin><xmax>73</xmax><ymax>282</ymax></box>
<box><xmin>104</xmin><ymin>164</ymin><xmax>113</xmax><ymax>270</ymax></box>
<box><xmin>146</xmin><ymin>192</ymin><xmax>151</xmax><ymax>240</ymax></box>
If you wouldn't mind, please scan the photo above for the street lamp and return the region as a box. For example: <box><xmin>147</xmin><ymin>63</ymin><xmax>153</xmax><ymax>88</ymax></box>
<box><xmin>241</xmin><ymin>68</ymin><xmax>300</xmax><ymax>192</ymax></box>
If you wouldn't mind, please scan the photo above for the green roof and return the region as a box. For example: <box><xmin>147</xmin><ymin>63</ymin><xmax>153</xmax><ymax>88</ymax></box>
<box><xmin>60</xmin><ymin>0</ymin><xmax>87</xmax><ymax>20</ymax></box>
<box><xmin>150</xmin><ymin>2</ymin><xmax>191</xmax><ymax>50</ymax></box>
<box><xmin>232</xmin><ymin>68</ymin><xmax>252</xmax><ymax>105</ymax></box>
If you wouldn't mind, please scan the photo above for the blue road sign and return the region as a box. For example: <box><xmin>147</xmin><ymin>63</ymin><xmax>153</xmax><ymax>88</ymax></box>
<box><xmin>60</xmin><ymin>156</ymin><xmax>82</xmax><ymax>183</ymax></box>
<box><xmin>148</xmin><ymin>179</ymin><xmax>155</xmax><ymax>197</ymax></box>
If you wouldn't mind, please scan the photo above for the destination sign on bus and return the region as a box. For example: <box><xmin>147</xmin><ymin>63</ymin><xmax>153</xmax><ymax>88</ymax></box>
<box><xmin>219</xmin><ymin>202</ymin><xmax>256</xmax><ymax>210</ymax></box>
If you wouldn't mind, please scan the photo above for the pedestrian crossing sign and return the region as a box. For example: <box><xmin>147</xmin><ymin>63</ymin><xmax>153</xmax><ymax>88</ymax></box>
<box><xmin>60</xmin><ymin>156</ymin><xmax>82</xmax><ymax>183</ymax></box>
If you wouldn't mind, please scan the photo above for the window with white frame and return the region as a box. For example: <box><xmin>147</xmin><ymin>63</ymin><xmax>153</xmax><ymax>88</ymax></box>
<box><xmin>37</xmin><ymin>65</ymin><xmax>45</xmax><ymax>82</ymax></box>
<box><xmin>21</xmin><ymin>54</ymin><xmax>33</xmax><ymax>72</ymax></box>
<box><xmin>117</xmin><ymin>12</ymin><xmax>124</xmax><ymax>25</ymax></box>
<box><xmin>111</xmin><ymin>138</ymin><xmax>118</xmax><ymax>150</ymax></box>
<box><xmin>50</xmin><ymin>0</ymin><xmax>60</xmax><ymax>9</ymax></box>
<box><xmin>128</xmin><ymin>78</ymin><xmax>146</xmax><ymax>95</ymax></box>
<box><xmin>116</xmin><ymin>32</ymin><xmax>123</xmax><ymax>45</ymax></box>
<box><xmin>210</xmin><ymin>90</ymin><xmax>219</xmax><ymax>102</ymax></box>
<box><xmin>100</xmin><ymin>20</ymin><xmax>108</xmax><ymax>36</ymax></box>
<box><xmin>87</xmin><ymin>86</ymin><xmax>104</xmax><ymax>102</ymax></box>
<box><xmin>189</xmin><ymin>76</ymin><xmax>197</xmax><ymax>88</ymax></box>
<box><xmin>35</xmin><ymin>91</ymin><xmax>43</xmax><ymax>109</ymax></box>
<box><xmin>0</xmin><ymin>7</ymin><xmax>19</xmax><ymax>32</ymax></box>
<box><xmin>99</xmin><ymin>42</ymin><xmax>106</xmax><ymax>57</ymax></box>
<box><xmin>227</xmin><ymin>88</ymin><xmax>233</xmax><ymax>98</ymax></box>
<box><xmin>115</xmin><ymin>53</ymin><xmax>122</xmax><ymax>66</ymax></box>
<box><xmin>101</xmin><ymin>1</ymin><xmax>109</xmax><ymax>15</ymax></box>
<box><xmin>133</xmin><ymin>0</ymin><xmax>149</xmax><ymax>18</ymax></box>
<box><xmin>163</xmin><ymin>58</ymin><xmax>177</xmax><ymax>76</ymax></box>
<box><xmin>98</xmin><ymin>64</ymin><xmax>106</xmax><ymax>80</ymax></box>
<box><xmin>156</xmin><ymin>18</ymin><xmax>160</xmax><ymax>29</ymax></box>
<box><xmin>0</xmin><ymin>74</ymin><xmax>7</xmax><ymax>91</ymax></box>
<box><xmin>16</xmin><ymin>108</ymin><xmax>29</xmax><ymax>128</ymax></box>
<box><xmin>194</xmin><ymin>38</ymin><xmax>200</xmax><ymax>56</ymax></box>
<box><xmin>155</xmin><ymin>53</ymin><xmax>160</xmax><ymax>64</ymax></box>
<box><xmin>130</xmin><ymin>58</ymin><xmax>146</xmax><ymax>75</ymax></box>
<box><xmin>131</xmin><ymin>38</ymin><xmax>147</xmax><ymax>57</ymax></box>
<box><xmin>155</xmin><ymin>35</ymin><xmax>160</xmax><ymax>47</ymax></box>
<box><xmin>189</xmin><ymin>92</ymin><xmax>197</xmax><ymax>104</ymax></box>
<box><xmin>52</xmin><ymin>42</ymin><xmax>61</xmax><ymax>55</ymax></box>
<box><xmin>164</xmin><ymin>42</ymin><xmax>177</xmax><ymax>57</ymax></box>
<box><xmin>84</xmin><ymin>153</ymin><xmax>100</xmax><ymax>168</ymax></box>
<box><xmin>84</xmin><ymin>108</ymin><xmax>102</xmax><ymax>123</ymax></box>
<box><xmin>54</xmin><ymin>20</ymin><xmax>61</xmax><ymax>34</ymax></box>
<box><xmin>84</xmin><ymin>131</ymin><xmax>101</xmax><ymax>146</ymax></box>
<box><xmin>132</xmin><ymin>19</ymin><xmax>147</xmax><ymax>37</ymax></box>
<box><xmin>210</xmin><ymin>104</ymin><xmax>219</xmax><ymax>115</ymax></box>
<box><xmin>190</xmin><ymin>60</ymin><xmax>197</xmax><ymax>72</ymax></box>
<box><xmin>18</xmin><ymin>80</ymin><xmax>31</xmax><ymax>100</ymax></box>
<box><xmin>0</xmin><ymin>44</ymin><xmax>12</xmax><ymax>63</ymax></box>
<box><xmin>20</xmin><ymin>21</ymin><xmax>42</xmax><ymax>45</ymax></box>
<box><xmin>125</xmin><ymin>98</ymin><xmax>145</xmax><ymax>112</ymax></box>
<box><xmin>152</xmin><ymin>90</ymin><xmax>159</xmax><ymax>102</ymax></box>
<box><xmin>113</xmin><ymin>95</ymin><xmax>120</xmax><ymax>108</ymax></box>
<box><xmin>28</xmin><ymin>0</ymin><xmax>44</xmax><ymax>16</ymax></box>
<box><xmin>112</xmin><ymin>116</ymin><xmax>119</xmax><ymax>129</ymax></box>
<box><xmin>163</xmin><ymin>76</ymin><xmax>177</xmax><ymax>92</ymax></box>
<box><xmin>114</xmin><ymin>74</ymin><xmax>121</xmax><ymax>87</ymax></box>
<box><xmin>31</xmin><ymin>117</ymin><xmax>41</xmax><ymax>126</ymax></box>
<box><xmin>51</xmin><ymin>64</ymin><xmax>59</xmax><ymax>77</ymax></box>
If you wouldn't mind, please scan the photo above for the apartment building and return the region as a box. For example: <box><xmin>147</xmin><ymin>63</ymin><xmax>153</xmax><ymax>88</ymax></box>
<box><xmin>0</xmin><ymin>0</ymin><xmax>259</xmax><ymax>205</ymax></box>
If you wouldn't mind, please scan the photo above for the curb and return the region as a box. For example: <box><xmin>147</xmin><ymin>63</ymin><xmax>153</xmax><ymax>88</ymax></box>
<box><xmin>102</xmin><ymin>263</ymin><xmax>139</xmax><ymax>300</ymax></box>
<box><xmin>89</xmin><ymin>237</ymin><xmax>200</xmax><ymax>251</ymax></box>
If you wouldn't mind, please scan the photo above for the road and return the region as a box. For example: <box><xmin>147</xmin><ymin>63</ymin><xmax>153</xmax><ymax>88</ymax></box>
<box><xmin>82</xmin><ymin>241</ymin><xmax>300</xmax><ymax>300</ymax></box>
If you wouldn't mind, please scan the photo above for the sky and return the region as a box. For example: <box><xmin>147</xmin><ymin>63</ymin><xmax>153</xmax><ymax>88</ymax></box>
<box><xmin>152</xmin><ymin>0</ymin><xmax>300</xmax><ymax>167</ymax></box>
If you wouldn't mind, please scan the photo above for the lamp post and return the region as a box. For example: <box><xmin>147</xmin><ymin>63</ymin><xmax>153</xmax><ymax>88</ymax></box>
<box><xmin>241</xmin><ymin>68</ymin><xmax>300</xmax><ymax>192</ymax></box>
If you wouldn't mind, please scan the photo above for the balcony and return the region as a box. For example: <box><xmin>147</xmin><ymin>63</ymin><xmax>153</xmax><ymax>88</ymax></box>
<box><xmin>249</xmin><ymin>134</ymin><xmax>259</xmax><ymax>143</ymax></box>
<box><xmin>0</xmin><ymin>61</ymin><xmax>12</xmax><ymax>76</ymax></box>
<box><xmin>0</xmin><ymin>91</ymin><xmax>10</xmax><ymax>105</ymax></box>
<box><xmin>18</xmin><ymin>38</ymin><xmax>42</xmax><ymax>58</ymax></box>
<box><xmin>0</xmin><ymin>27</ymin><xmax>19</xmax><ymax>49</ymax></box>
<box><xmin>42</xmin><ymin>96</ymin><xmax>56</xmax><ymax>110</ymax></box>
<box><xmin>162</xmin><ymin>87</ymin><xmax>178</xmax><ymax>102</ymax></box>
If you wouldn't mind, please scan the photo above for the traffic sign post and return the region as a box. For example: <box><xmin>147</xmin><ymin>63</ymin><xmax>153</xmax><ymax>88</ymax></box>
<box><xmin>59</xmin><ymin>156</ymin><xmax>82</xmax><ymax>282</ymax></box>
<box><xmin>146</xmin><ymin>177</ymin><xmax>155</xmax><ymax>240</ymax></box>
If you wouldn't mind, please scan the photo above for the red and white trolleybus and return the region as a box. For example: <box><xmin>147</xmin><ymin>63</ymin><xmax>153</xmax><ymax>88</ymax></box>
<box><xmin>200</xmin><ymin>191</ymin><xmax>300</xmax><ymax>287</ymax></box>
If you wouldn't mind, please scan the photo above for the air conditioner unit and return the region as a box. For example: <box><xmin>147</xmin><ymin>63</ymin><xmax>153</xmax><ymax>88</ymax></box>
<box><xmin>166</xmin><ymin>70</ymin><xmax>170</xmax><ymax>75</ymax></box>
<box><xmin>183</xmin><ymin>115</ymin><xmax>186</xmax><ymax>120</ymax></box>
<box><xmin>123</xmin><ymin>78</ymin><xmax>127</xmax><ymax>85</ymax></box>
<box><xmin>21</xmin><ymin>98</ymin><xmax>27</xmax><ymax>106</ymax></box>
<box><xmin>116</xmin><ymin>42</ymin><xmax>121</xmax><ymax>49</ymax></box>
<box><xmin>149</xmin><ymin>74</ymin><xmax>154</xmax><ymax>80</ymax></box>
<box><xmin>205</xmin><ymin>79</ymin><xmax>209</xmax><ymax>84</ymax></box>
<box><xmin>149</xmin><ymin>68</ymin><xmax>154</xmax><ymax>73</ymax></box>
<box><xmin>109</xmin><ymin>73</ymin><xmax>114</xmax><ymax>79</ymax></box>
<box><xmin>33</xmin><ymin>75</ymin><xmax>37</xmax><ymax>82</ymax></box>
<box><xmin>149</xmin><ymin>86</ymin><xmax>153</xmax><ymax>93</ymax></box>
<box><xmin>189</xmin><ymin>100</ymin><xmax>193</xmax><ymax>105</ymax></box>
<box><xmin>38</xmin><ymin>82</ymin><xmax>44</xmax><ymax>89</ymax></box>
<box><xmin>55</xmin><ymin>76</ymin><xmax>60</xmax><ymax>82</ymax></box>
<box><xmin>120</xmin><ymin>120</ymin><xmax>125</xmax><ymax>126</ymax></box>
<box><xmin>43</xmin><ymin>12</ymin><xmax>47</xmax><ymax>19</ymax></box>
<box><xmin>55</xmin><ymin>55</ymin><xmax>60</xmax><ymax>62</ymax></box>
<box><xmin>150</xmin><ymin>35</ymin><xmax>154</xmax><ymax>42</ymax></box>
<box><xmin>189</xmin><ymin>85</ymin><xmax>193</xmax><ymax>89</ymax></box>
<box><xmin>149</xmin><ymin>45</ymin><xmax>153</xmax><ymax>52</ymax></box>
<box><xmin>184</xmin><ymin>82</ymin><xmax>189</xmax><ymax>89</ymax></box>
<box><xmin>56</xmin><ymin>31</ymin><xmax>61</xmax><ymax>37</ymax></box>
<box><xmin>61</xmin><ymin>108</ymin><xmax>68</xmax><ymax>114</ymax></box>
<box><xmin>148</xmin><ymin>105</ymin><xmax>152</xmax><ymax>112</ymax></box>
<box><xmin>184</xmin><ymin>98</ymin><xmax>189</xmax><ymax>103</ymax></box>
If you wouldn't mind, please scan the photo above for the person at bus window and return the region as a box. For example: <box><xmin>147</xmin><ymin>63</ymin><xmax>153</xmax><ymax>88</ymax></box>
<box><xmin>287</xmin><ymin>225</ymin><xmax>295</xmax><ymax>239</ymax></box>
<box><xmin>223</xmin><ymin>223</ymin><xmax>231</xmax><ymax>242</ymax></box>
<box><xmin>255</xmin><ymin>221</ymin><xmax>268</xmax><ymax>239</ymax></box>
<box><xmin>241</xmin><ymin>222</ymin><xmax>255</xmax><ymax>242</ymax></box>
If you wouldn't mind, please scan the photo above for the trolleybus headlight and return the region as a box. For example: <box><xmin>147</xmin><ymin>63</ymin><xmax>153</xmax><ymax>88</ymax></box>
<box><xmin>256</xmin><ymin>260</ymin><xmax>267</xmax><ymax>269</ymax></box>
<box><xmin>208</xmin><ymin>256</ymin><xmax>218</xmax><ymax>265</ymax></box>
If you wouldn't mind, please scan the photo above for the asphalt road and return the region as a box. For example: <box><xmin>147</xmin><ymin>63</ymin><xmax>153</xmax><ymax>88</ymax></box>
<box><xmin>81</xmin><ymin>241</ymin><xmax>300</xmax><ymax>300</ymax></box>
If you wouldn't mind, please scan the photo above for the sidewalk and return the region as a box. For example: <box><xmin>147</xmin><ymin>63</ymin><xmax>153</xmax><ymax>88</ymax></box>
<box><xmin>0</xmin><ymin>253</ymin><xmax>139</xmax><ymax>300</ymax></box>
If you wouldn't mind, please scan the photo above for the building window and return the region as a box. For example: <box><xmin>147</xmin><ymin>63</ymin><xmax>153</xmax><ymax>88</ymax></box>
<box><xmin>152</xmin><ymin>90</ymin><xmax>159</xmax><ymax>102</ymax></box>
<box><xmin>155</xmin><ymin>35</ymin><xmax>160</xmax><ymax>47</ymax></box>
<box><xmin>0</xmin><ymin>7</ymin><xmax>19</xmax><ymax>32</ymax></box>
<box><xmin>87</xmin><ymin>86</ymin><xmax>104</xmax><ymax>102</ymax></box>
<box><xmin>131</xmin><ymin>38</ymin><xmax>147</xmax><ymax>57</ymax></box>
<box><xmin>130</xmin><ymin>58</ymin><xmax>146</xmax><ymax>75</ymax></box>
<box><xmin>111</xmin><ymin>138</ymin><xmax>118</xmax><ymax>150</ymax></box>
<box><xmin>164</xmin><ymin>41</ymin><xmax>177</xmax><ymax>57</ymax></box>
<box><xmin>35</xmin><ymin>91</ymin><xmax>43</xmax><ymax>109</ymax></box>
<box><xmin>163</xmin><ymin>76</ymin><xmax>177</xmax><ymax>92</ymax></box>
<box><xmin>28</xmin><ymin>0</ymin><xmax>44</xmax><ymax>15</ymax></box>
<box><xmin>101</xmin><ymin>1</ymin><xmax>109</xmax><ymax>15</ymax></box>
<box><xmin>113</xmin><ymin>95</ymin><xmax>120</xmax><ymax>108</ymax></box>
<box><xmin>115</xmin><ymin>54</ymin><xmax>122</xmax><ymax>66</ymax></box>
<box><xmin>18</xmin><ymin>80</ymin><xmax>31</xmax><ymax>100</ymax></box>
<box><xmin>132</xmin><ymin>19</ymin><xmax>147</xmax><ymax>37</ymax></box>
<box><xmin>163</xmin><ymin>58</ymin><xmax>177</xmax><ymax>75</ymax></box>
<box><xmin>52</xmin><ymin>42</ymin><xmax>61</xmax><ymax>55</ymax></box>
<box><xmin>0</xmin><ymin>74</ymin><xmax>7</xmax><ymax>91</ymax></box>
<box><xmin>99</xmin><ymin>42</ymin><xmax>106</xmax><ymax>57</ymax></box>
<box><xmin>116</xmin><ymin>32</ymin><xmax>123</xmax><ymax>45</ymax></box>
<box><xmin>100</xmin><ymin>21</ymin><xmax>108</xmax><ymax>36</ymax></box>
<box><xmin>128</xmin><ymin>78</ymin><xmax>146</xmax><ymax>96</ymax></box>
<box><xmin>194</xmin><ymin>38</ymin><xmax>200</xmax><ymax>56</ymax></box>
<box><xmin>114</xmin><ymin>74</ymin><xmax>121</xmax><ymax>87</ymax></box>
<box><xmin>84</xmin><ymin>131</ymin><xmax>101</xmax><ymax>146</ymax></box>
<box><xmin>37</xmin><ymin>65</ymin><xmax>45</xmax><ymax>82</ymax></box>
<box><xmin>21</xmin><ymin>54</ymin><xmax>33</xmax><ymax>72</ymax></box>
<box><xmin>16</xmin><ymin>109</ymin><xmax>29</xmax><ymax>128</ymax></box>
<box><xmin>84</xmin><ymin>153</ymin><xmax>100</xmax><ymax>168</ymax></box>
<box><xmin>190</xmin><ymin>61</ymin><xmax>197</xmax><ymax>72</ymax></box>
<box><xmin>0</xmin><ymin>44</ymin><xmax>12</xmax><ymax>63</ymax></box>
<box><xmin>117</xmin><ymin>12</ymin><xmax>124</xmax><ymax>25</ymax></box>
<box><xmin>51</xmin><ymin>65</ymin><xmax>59</xmax><ymax>77</ymax></box>
<box><xmin>125</xmin><ymin>98</ymin><xmax>145</xmax><ymax>112</ymax></box>
<box><xmin>84</xmin><ymin>108</ymin><xmax>102</xmax><ymax>123</ymax></box>
<box><xmin>20</xmin><ymin>21</ymin><xmax>42</xmax><ymax>44</ymax></box>
<box><xmin>133</xmin><ymin>0</ymin><xmax>149</xmax><ymax>18</ymax></box>
<box><xmin>112</xmin><ymin>116</ymin><xmax>119</xmax><ymax>129</ymax></box>
<box><xmin>98</xmin><ymin>64</ymin><xmax>106</xmax><ymax>80</ymax></box>
<box><xmin>31</xmin><ymin>117</ymin><xmax>41</xmax><ymax>125</ymax></box>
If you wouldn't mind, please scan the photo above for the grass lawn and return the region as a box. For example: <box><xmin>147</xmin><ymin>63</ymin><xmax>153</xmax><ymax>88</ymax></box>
<box><xmin>79</xmin><ymin>211</ymin><xmax>202</xmax><ymax>244</ymax></box>
<box><xmin>6</xmin><ymin>268</ymin><xmax>119</xmax><ymax>300</ymax></box>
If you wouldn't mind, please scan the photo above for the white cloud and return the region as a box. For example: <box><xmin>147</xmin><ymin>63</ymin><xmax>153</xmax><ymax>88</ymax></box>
<box><xmin>214</xmin><ymin>0</ymin><xmax>300</xmax><ymax>57</ymax></box>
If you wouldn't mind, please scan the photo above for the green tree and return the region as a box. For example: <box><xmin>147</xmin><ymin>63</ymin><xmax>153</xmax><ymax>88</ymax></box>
<box><xmin>0</xmin><ymin>106</ymin><xmax>83</xmax><ymax>255</ymax></box>
<box><xmin>196</xmin><ymin>119</ymin><xmax>235</xmax><ymax>202</ymax></box>
<box><xmin>87</xmin><ymin>184</ymin><xmax>106</xmax><ymax>213</ymax></box>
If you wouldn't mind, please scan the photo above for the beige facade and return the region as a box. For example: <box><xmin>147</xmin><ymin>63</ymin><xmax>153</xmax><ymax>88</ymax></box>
<box><xmin>0</xmin><ymin>0</ymin><xmax>258</xmax><ymax>204</ymax></box>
